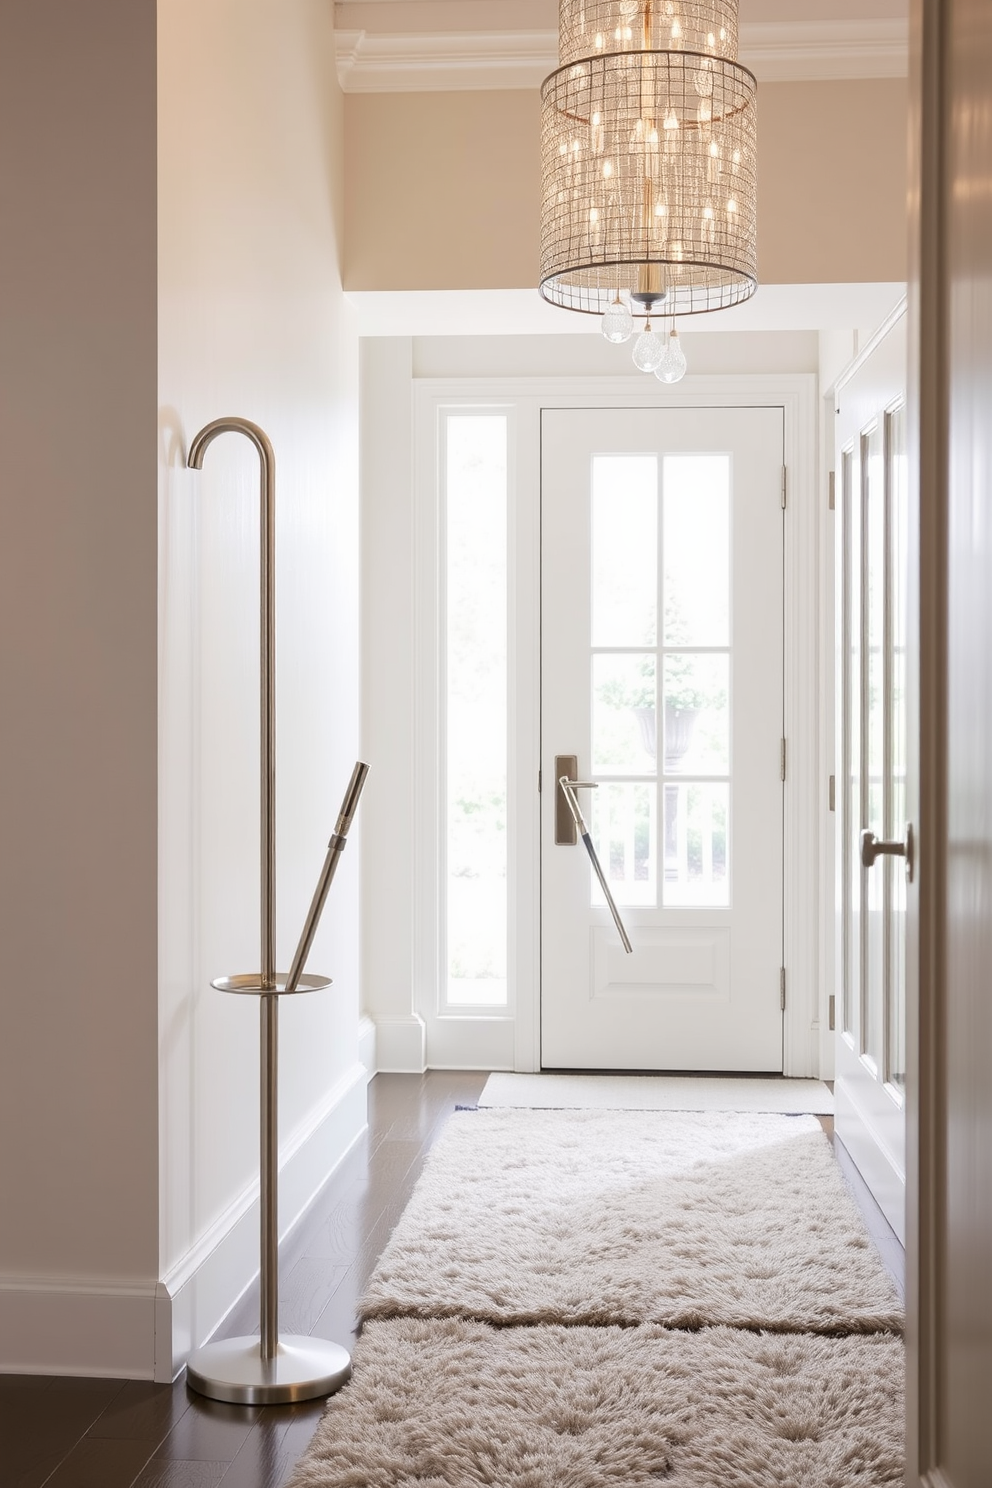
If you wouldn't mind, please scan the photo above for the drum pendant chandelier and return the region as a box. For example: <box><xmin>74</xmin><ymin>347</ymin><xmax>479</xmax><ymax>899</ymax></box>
<box><xmin>539</xmin><ymin>0</ymin><xmax>757</xmax><ymax>381</ymax></box>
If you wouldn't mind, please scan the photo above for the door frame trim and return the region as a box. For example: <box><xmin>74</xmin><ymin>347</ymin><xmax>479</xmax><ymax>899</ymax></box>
<box><xmin>413</xmin><ymin>374</ymin><xmax>820</xmax><ymax>1075</ymax></box>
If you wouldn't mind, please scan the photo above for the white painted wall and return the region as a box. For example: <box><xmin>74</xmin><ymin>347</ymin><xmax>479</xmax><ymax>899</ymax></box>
<box><xmin>158</xmin><ymin>0</ymin><xmax>364</xmax><ymax>1376</ymax></box>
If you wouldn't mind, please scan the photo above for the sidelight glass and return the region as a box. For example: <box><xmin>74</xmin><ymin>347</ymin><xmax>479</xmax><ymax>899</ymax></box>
<box><xmin>445</xmin><ymin>415</ymin><xmax>508</xmax><ymax>1006</ymax></box>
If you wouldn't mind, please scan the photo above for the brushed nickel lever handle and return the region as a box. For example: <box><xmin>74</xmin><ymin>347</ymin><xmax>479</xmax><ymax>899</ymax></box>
<box><xmin>860</xmin><ymin>823</ymin><xmax>914</xmax><ymax>883</ymax></box>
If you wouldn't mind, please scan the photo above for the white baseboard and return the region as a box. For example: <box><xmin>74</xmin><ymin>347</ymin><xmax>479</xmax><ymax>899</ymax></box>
<box><xmin>0</xmin><ymin>1062</ymin><xmax>370</xmax><ymax>1382</ymax></box>
<box><xmin>161</xmin><ymin>1060</ymin><xmax>369</xmax><ymax>1380</ymax></box>
<box><xmin>0</xmin><ymin>1276</ymin><xmax>165</xmax><ymax>1380</ymax></box>
<box><xmin>374</xmin><ymin>1013</ymin><xmax>426</xmax><ymax>1072</ymax></box>
<box><xmin>358</xmin><ymin>1012</ymin><xmax>377</xmax><ymax>1076</ymax></box>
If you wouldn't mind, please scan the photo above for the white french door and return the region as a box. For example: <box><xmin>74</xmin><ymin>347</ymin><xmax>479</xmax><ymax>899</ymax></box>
<box><xmin>541</xmin><ymin>406</ymin><xmax>785</xmax><ymax>1070</ymax></box>
<box><xmin>833</xmin><ymin>310</ymin><xmax>907</xmax><ymax>1242</ymax></box>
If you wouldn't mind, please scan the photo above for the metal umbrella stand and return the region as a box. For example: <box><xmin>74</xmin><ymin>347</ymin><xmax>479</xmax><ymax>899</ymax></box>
<box><xmin>184</xmin><ymin>418</ymin><xmax>368</xmax><ymax>1405</ymax></box>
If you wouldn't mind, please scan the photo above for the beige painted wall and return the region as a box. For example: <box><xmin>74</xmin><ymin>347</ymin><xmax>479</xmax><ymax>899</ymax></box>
<box><xmin>345</xmin><ymin>77</ymin><xmax>908</xmax><ymax>290</ymax></box>
<box><xmin>0</xmin><ymin>0</ymin><xmax>160</xmax><ymax>1317</ymax></box>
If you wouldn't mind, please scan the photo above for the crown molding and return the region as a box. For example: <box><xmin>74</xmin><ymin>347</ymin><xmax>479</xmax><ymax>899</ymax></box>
<box><xmin>335</xmin><ymin>19</ymin><xmax>909</xmax><ymax>92</ymax></box>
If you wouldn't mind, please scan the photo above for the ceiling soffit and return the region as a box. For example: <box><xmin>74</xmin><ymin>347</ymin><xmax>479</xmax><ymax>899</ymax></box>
<box><xmin>335</xmin><ymin>19</ymin><xmax>909</xmax><ymax>92</ymax></box>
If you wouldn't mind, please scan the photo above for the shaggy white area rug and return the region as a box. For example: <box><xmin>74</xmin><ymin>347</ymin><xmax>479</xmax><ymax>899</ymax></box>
<box><xmin>360</xmin><ymin>1109</ymin><xmax>903</xmax><ymax>1334</ymax></box>
<box><xmin>479</xmin><ymin>1072</ymin><xmax>835</xmax><ymax>1114</ymax></box>
<box><xmin>287</xmin><ymin>1317</ymin><xmax>905</xmax><ymax>1488</ymax></box>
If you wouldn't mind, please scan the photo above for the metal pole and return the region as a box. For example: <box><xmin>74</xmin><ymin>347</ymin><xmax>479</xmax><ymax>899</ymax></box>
<box><xmin>187</xmin><ymin>418</ymin><xmax>280</xmax><ymax>1360</ymax></box>
<box><xmin>185</xmin><ymin>421</ymin><xmax>355</xmax><ymax>1405</ymax></box>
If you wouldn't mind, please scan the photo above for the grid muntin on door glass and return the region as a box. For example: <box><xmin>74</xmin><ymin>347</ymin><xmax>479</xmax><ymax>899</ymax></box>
<box><xmin>589</xmin><ymin>450</ymin><xmax>732</xmax><ymax>909</ymax></box>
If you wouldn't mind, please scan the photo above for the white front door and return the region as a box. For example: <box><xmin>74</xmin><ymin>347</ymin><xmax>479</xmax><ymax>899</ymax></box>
<box><xmin>833</xmin><ymin>311</ymin><xmax>907</xmax><ymax>1242</ymax></box>
<box><xmin>541</xmin><ymin>406</ymin><xmax>785</xmax><ymax>1070</ymax></box>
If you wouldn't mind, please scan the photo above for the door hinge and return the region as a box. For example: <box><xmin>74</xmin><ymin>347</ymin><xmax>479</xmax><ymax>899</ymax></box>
<box><xmin>780</xmin><ymin>967</ymin><xmax>787</xmax><ymax>1010</ymax></box>
<box><xmin>780</xmin><ymin>738</ymin><xmax>787</xmax><ymax>781</ymax></box>
<box><xmin>828</xmin><ymin>993</ymin><xmax>836</xmax><ymax>1031</ymax></box>
<box><xmin>538</xmin><ymin>769</ymin><xmax>542</xmax><ymax>793</ymax></box>
<box><xmin>781</xmin><ymin>466</ymin><xmax>788</xmax><ymax>509</ymax></box>
<box><xmin>828</xmin><ymin>470</ymin><xmax>836</xmax><ymax>510</ymax></box>
<box><xmin>829</xmin><ymin>773</ymin><xmax>836</xmax><ymax>811</ymax></box>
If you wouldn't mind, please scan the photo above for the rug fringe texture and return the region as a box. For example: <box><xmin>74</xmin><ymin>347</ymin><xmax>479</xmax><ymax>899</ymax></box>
<box><xmin>289</xmin><ymin>1107</ymin><xmax>905</xmax><ymax>1486</ymax></box>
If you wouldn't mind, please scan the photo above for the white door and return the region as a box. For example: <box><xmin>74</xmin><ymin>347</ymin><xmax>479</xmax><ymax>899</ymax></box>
<box><xmin>833</xmin><ymin>312</ymin><xmax>907</xmax><ymax>1242</ymax></box>
<box><xmin>541</xmin><ymin>406</ymin><xmax>784</xmax><ymax>1070</ymax></box>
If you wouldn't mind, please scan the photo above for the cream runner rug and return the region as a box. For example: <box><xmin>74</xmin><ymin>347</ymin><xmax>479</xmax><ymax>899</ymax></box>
<box><xmin>290</xmin><ymin>1319</ymin><xmax>904</xmax><ymax>1487</ymax></box>
<box><xmin>361</xmin><ymin>1109</ymin><xmax>903</xmax><ymax>1333</ymax></box>
<box><xmin>290</xmin><ymin>1107</ymin><xmax>904</xmax><ymax>1487</ymax></box>
<box><xmin>479</xmin><ymin>1071</ymin><xmax>835</xmax><ymax>1114</ymax></box>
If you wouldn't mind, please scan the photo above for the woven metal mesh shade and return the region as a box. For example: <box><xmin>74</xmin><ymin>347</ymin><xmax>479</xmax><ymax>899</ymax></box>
<box><xmin>540</xmin><ymin>49</ymin><xmax>757</xmax><ymax>318</ymax></box>
<box><xmin>558</xmin><ymin>0</ymin><xmax>739</xmax><ymax>67</ymax></box>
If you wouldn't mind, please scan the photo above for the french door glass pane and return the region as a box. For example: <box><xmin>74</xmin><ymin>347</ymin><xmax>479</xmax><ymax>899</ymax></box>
<box><xmin>888</xmin><ymin>405</ymin><xmax>908</xmax><ymax>1089</ymax></box>
<box><xmin>864</xmin><ymin>426</ymin><xmax>885</xmax><ymax>1065</ymax></box>
<box><xmin>592</xmin><ymin>653</ymin><xmax>657</xmax><ymax>771</ymax></box>
<box><xmin>588</xmin><ymin>447</ymin><xmax>735</xmax><ymax>913</ymax></box>
<box><xmin>663</xmin><ymin>455</ymin><xmax>731</xmax><ymax>648</ymax></box>
<box><xmin>843</xmin><ymin>447</ymin><xmax>861</xmax><ymax>1037</ymax></box>
<box><xmin>445</xmin><ymin>415</ymin><xmax>507</xmax><ymax>1006</ymax></box>
<box><xmin>589</xmin><ymin>782</ymin><xmax>657</xmax><ymax>907</ymax></box>
<box><xmin>663</xmin><ymin>654</ymin><xmax>730</xmax><ymax>774</ymax></box>
<box><xmin>592</xmin><ymin>456</ymin><xmax>657</xmax><ymax>647</ymax></box>
<box><xmin>663</xmin><ymin>782</ymin><xmax>729</xmax><ymax>906</ymax></box>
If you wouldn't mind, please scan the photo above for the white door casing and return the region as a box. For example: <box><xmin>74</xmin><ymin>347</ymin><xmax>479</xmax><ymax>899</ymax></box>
<box><xmin>403</xmin><ymin>374</ymin><xmax>818</xmax><ymax>1075</ymax></box>
<box><xmin>541</xmin><ymin>406</ymin><xmax>786</xmax><ymax>1071</ymax></box>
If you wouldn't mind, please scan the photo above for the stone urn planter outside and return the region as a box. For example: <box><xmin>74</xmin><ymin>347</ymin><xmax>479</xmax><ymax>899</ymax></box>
<box><xmin>633</xmin><ymin>703</ymin><xmax>701</xmax><ymax>882</ymax></box>
<box><xmin>633</xmin><ymin>702</ymin><xmax>700</xmax><ymax>769</ymax></box>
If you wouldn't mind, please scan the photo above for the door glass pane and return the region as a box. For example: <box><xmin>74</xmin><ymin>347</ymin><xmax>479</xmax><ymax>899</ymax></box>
<box><xmin>589</xmin><ymin>782</ymin><xmax>656</xmax><ymax>907</ymax></box>
<box><xmin>592</xmin><ymin>456</ymin><xmax>657</xmax><ymax>646</ymax></box>
<box><xmin>445</xmin><ymin>415</ymin><xmax>507</xmax><ymax>1006</ymax></box>
<box><xmin>887</xmin><ymin>405</ymin><xmax>908</xmax><ymax>1090</ymax></box>
<box><xmin>864</xmin><ymin>426</ymin><xmax>884</xmax><ymax>1065</ymax></box>
<box><xmin>663</xmin><ymin>654</ymin><xmax>730</xmax><ymax>774</ymax></box>
<box><xmin>839</xmin><ymin>449</ymin><xmax>853</xmax><ymax>1036</ymax></box>
<box><xmin>592</xmin><ymin>653</ymin><xmax>656</xmax><ymax>771</ymax></box>
<box><xmin>663</xmin><ymin>782</ymin><xmax>729</xmax><ymax>906</ymax></box>
<box><xmin>663</xmin><ymin>455</ymin><xmax>730</xmax><ymax>647</ymax></box>
<box><xmin>843</xmin><ymin>447</ymin><xmax>861</xmax><ymax>1038</ymax></box>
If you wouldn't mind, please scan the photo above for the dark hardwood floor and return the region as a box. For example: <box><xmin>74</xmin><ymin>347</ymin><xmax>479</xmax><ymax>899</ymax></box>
<box><xmin>1</xmin><ymin>1072</ymin><xmax>904</xmax><ymax>1488</ymax></box>
<box><xmin>2</xmin><ymin>1071</ymin><xmax>488</xmax><ymax>1488</ymax></box>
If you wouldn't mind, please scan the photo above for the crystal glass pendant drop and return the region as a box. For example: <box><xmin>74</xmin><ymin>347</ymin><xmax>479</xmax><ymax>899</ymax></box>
<box><xmin>655</xmin><ymin>323</ymin><xmax>688</xmax><ymax>383</ymax></box>
<box><xmin>632</xmin><ymin>317</ymin><xmax>665</xmax><ymax>372</ymax></box>
<box><xmin>602</xmin><ymin>295</ymin><xmax>634</xmax><ymax>343</ymax></box>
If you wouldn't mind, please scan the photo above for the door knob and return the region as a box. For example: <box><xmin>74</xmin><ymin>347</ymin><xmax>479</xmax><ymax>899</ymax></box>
<box><xmin>860</xmin><ymin>824</ymin><xmax>914</xmax><ymax>883</ymax></box>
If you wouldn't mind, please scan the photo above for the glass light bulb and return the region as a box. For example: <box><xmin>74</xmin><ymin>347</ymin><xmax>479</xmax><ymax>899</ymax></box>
<box><xmin>655</xmin><ymin>327</ymin><xmax>688</xmax><ymax>384</ymax></box>
<box><xmin>632</xmin><ymin>319</ymin><xmax>665</xmax><ymax>373</ymax></box>
<box><xmin>602</xmin><ymin>296</ymin><xmax>633</xmax><ymax>344</ymax></box>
